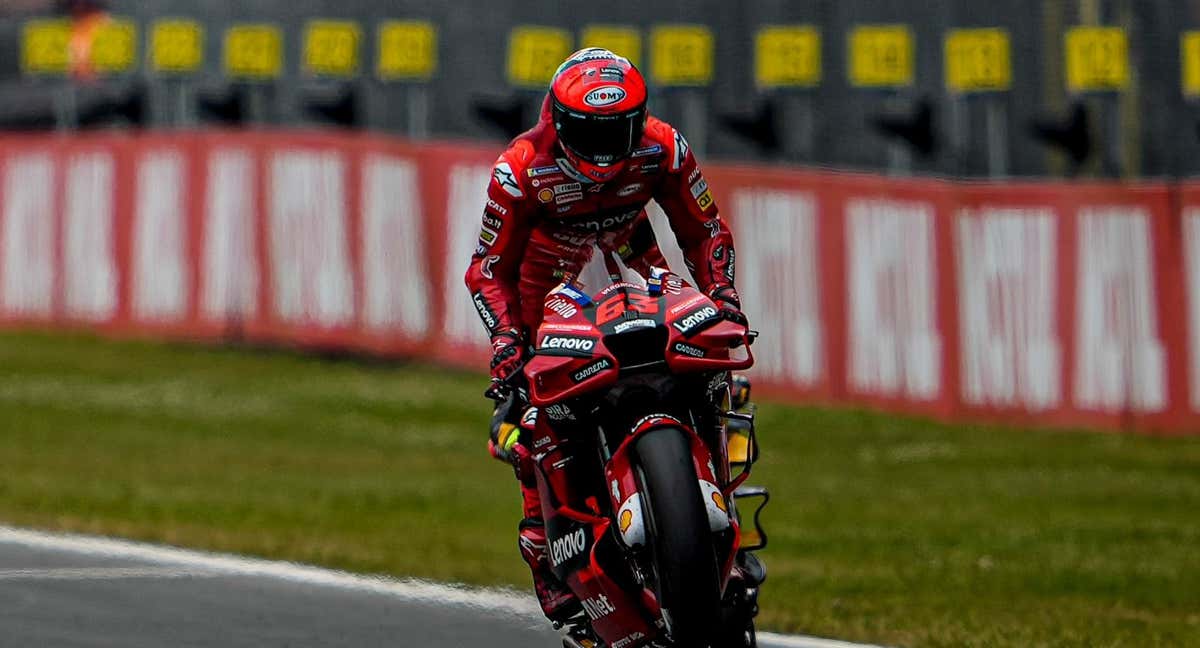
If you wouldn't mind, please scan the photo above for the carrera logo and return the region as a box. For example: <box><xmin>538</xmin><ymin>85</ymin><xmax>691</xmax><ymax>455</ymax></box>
<box><xmin>583</xmin><ymin>86</ymin><xmax>627</xmax><ymax>107</ymax></box>
<box><xmin>673</xmin><ymin>341</ymin><xmax>705</xmax><ymax>358</ymax></box>
<box><xmin>539</xmin><ymin>335</ymin><xmax>596</xmax><ymax>357</ymax></box>
<box><xmin>550</xmin><ymin>528</ymin><xmax>588</xmax><ymax>567</ymax></box>
<box><xmin>572</xmin><ymin>358</ymin><xmax>613</xmax><ymax>383</ymax></box>
<box><xmin>672</xmin><ymin>305</ymin><xmax>718</xmax><ymax>336</ymax></box>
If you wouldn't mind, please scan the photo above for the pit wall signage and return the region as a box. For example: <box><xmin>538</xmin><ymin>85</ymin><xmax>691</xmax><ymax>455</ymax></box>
<box><xmin>0</xmin><ymin>131</ymin><xmax>1195</xmax><ymax>433</ymax></box>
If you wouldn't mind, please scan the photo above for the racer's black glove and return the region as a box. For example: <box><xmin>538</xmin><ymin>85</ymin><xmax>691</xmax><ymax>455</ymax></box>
<box><xmin>489</xmin><ymin>329</ymin><xmax>525</xmax><ymax>384</ymax></box>
<box><xmin>710</xmin><ymin>286</ymin><xmax>748</xmax><ymax>328</ymax></box>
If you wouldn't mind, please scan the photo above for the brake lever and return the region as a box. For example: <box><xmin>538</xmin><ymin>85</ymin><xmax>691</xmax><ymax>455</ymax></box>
<box><xmin>484</xmin><ymin>381</ymin><xmax>509</xmax><ymax>402</ymax></box>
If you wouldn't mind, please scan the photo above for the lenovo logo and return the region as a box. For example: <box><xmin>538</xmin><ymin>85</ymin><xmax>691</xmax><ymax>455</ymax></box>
<box><xmin>672</xmin><ymin>306</ymin><xmax>718</xmax><ymax>336</ymax></box>
<box><xmin>550</xmin><ymin>528</ymin><xmax>588</xmax><ymax>567</ymax></box>
<box><xmin>539</xmin><ymin>335</ymin><xmax>596</xmax><ymax>356</ymax></box>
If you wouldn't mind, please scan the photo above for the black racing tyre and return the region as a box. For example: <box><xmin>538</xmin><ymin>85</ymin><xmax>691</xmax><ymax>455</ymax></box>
<box><xmin>636</xmin><ymin>427</ymin><xmax>721</xmax><ymax>647</ymax></box>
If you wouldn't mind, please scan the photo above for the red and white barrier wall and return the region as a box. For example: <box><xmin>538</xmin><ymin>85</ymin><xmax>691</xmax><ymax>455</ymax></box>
<box><xmin>0</xmin><ymin>131</ymin><xmax>1195</xmax><ymax>433</ymax></box>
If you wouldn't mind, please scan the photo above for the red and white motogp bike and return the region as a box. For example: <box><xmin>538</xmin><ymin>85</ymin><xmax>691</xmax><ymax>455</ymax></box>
<box><xmin>508</xmin><ymin>268</ymin><xmax>770</xmax><ymax>648</ymax></box>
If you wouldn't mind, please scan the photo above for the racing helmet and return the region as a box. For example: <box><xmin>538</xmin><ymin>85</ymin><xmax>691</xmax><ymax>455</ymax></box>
<box><xmin>550</xmin><ymin>48</ymin><xmax>648</xmax><ymax>183</ymax></box>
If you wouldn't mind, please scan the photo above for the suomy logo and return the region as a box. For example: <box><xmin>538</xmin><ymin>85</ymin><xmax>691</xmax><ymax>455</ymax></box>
<box><xmin>583</xmin><ymin>86</ymin><xmax>627</xmax><ymax>107</ymax></box>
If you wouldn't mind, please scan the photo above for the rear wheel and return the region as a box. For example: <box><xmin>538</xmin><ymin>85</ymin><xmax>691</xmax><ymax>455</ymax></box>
<box><xmin>636</xmin><ymin>427</ymin><xmax>721</xmax><ymax>647</ymax></box>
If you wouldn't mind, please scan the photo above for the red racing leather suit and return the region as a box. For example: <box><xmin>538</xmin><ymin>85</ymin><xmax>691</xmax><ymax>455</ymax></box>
<box><xmin>464</xmin><ymin>96</ymin><xmax>739</xmax><ymax>342</ymax></box>
<box><xmin>463</xmin><ymin>96</ymin><xmax>741</xmax><ymax>621</ymax></box>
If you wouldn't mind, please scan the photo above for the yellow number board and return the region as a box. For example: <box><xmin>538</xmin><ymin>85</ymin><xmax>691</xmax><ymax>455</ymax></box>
<box><xmin>225</xmin><ymin>24</ymin><xmax>283</xmax><ymax>79</ymax></box>
<box><xmin>1065</xmin><ymin>26</ymin><xmax>1128</xmax><ymax>91</ymax></box>
<box><xmin>378</xmin><ymin>20</ymin><xmax>436</xmax><ymax>80</ymax></box>
<box><xmin>755</xmin><ymin>25</ymin><xmax>821</xmax><ymax>88</ymax></box>
<box><xmin>90</xmin><ymin>18</ymin><xmax>137</xmax><ymax>73</ymax></box>
<box><xmin>650</xmin><ymin>25</ymin><xmax>713</xmax><ymax>86</ymax></box>
<box><xmin>1182</xmin><ymin>32</ymin><xmax>1200</xmax><ymax>97</ymax></box>
<box><xmin>508</xmin><ymin>26</ymin><xmax>572</xmax><ymax>87</ymax></box>
<box><xmin>21</xmin><ymin>19</ymin><xmax>70</xmax><ymax>74</ymax></box>
<box><xmin>151</xmin><ymin>19</ymin><xmax>204</xmax><ymax>73</ymax></box>
<box><xmin>580</xmin><ymin>25</ymin><xmax>641</xmax><ymax>66</ymax></box>
<box><xmin>945</xmin><ymin>28</ymin><xmax>1010</xmax><ymax>92</ymax></box>
<box><xmin>305</xmin><ymin>20</ymin><xmax>360</xmax><ymax>76</ymax></box>
<box><xmin>849</xmin><ymin>25</ymin><xmax>913</xmax><ymax>87</ymax></box>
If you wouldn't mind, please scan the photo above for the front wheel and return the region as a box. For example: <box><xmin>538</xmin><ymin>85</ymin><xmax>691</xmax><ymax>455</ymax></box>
<box><xmin>636</xmin><ymin>427</ymin><xmax>721</xmax><ymax>647</ymax></box>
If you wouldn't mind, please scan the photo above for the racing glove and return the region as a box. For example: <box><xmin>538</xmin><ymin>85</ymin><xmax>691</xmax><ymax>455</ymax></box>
<box><xmin>488</xmin><ymin>395</ymin><xmax>534</xmax><ymax>482</ymax></box>
<box><xmin>710</xmin><ymin>286</ymin><xmax>748</xmax><ymax>328</ymax></box>
<box><xmin>489</xmin><ymin>329</ymin><xmax>525</xmax><ymax>384</ymax></box>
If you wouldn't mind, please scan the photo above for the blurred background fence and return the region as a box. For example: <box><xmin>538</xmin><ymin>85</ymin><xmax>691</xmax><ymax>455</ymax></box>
<box><xmin>4</xmin><ymin>1</ymin><xmax>1200</xmax><ymax>179</ymax></box>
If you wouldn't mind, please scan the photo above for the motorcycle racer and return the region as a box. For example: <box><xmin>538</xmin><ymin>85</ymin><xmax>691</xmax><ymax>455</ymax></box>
<box><xmin>463</xmin><ymin>47</ymin><xmax>746</xmax><ymax>630</ymax></box>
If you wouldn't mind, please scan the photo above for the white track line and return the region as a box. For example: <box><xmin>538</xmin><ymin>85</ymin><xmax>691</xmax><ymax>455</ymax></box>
<box><xmin>0</xmin><ymin>525</ymin><xmax>884</xmax><ymax>648</ymax></box>
<box><xmin>0</xmin><ymin>566</ymin><xmax>221</xmax><ymax>580</ymax></box>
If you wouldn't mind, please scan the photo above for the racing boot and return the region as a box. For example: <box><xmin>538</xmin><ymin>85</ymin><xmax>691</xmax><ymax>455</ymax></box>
<box><xmin>727</xmin><ymin>373</ymin><xmax>756</xmax><ymax>467</ymax></box>
<box><xmin>518</xmin><ymin>517</ymin><xmax>582</xmax><ymax>623</ymax></box>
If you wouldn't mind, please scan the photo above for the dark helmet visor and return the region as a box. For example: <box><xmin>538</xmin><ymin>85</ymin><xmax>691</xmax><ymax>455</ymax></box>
<box><xmin>553</xmin><ymin>103</ymin><xmax>646</xmax><ymax>165</ymax></box>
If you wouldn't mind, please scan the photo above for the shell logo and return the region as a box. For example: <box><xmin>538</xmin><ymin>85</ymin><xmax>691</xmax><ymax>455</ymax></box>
<box><xmin>584</xmin><ymin>86</ymin><xmax>627</xmax><ymax>108</ymax></box>
<box><xmin>712</xmin><ymin>492</ymin><xmax>727</xmax><ymax>513</ymax></box>
<box><xmin>619</xmin><ymin>509</ymin><xmax>634</xmax><ymax>533</ymax></box>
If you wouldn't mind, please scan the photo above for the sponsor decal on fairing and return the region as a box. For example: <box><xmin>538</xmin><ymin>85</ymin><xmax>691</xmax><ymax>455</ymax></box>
<box><xmin>582</xmin><ymin>594</ymin><xmax>617</xmax><ymax>621</ymax></box>
<box><xmin>549</xmin><ymin>527</ymin><xmax>588</xmax><ymax>567</ymax></box>
<box><xmin>672</xmin><ymin>305</ymin><xmax>719</xmax><ymax>337</ymax></box>
<box><xmin>538</xmin><ymin>334</ymin><xmax>597</xmax><ymax>356</ymax></box>
<box><xmin>616</xmin><ymin>493</ymin><xmax>646</xmax><ymax>547</ymax></box>
<box><xmin>544</xmin><ymin>403</ymin><xmax>575</xmax><ymax>421</ymax></box>
<box><xmin>617</xmin><ymin>183</ymin><xmax>643</xmax><ymax>197</ymax></box>
<box><xmin>554</xmin><ymin>182</ymin><xmax>582</xmax><ymax>195</ymax></box>
<box><xmin>545</xmin><ymin>296</ymin><xmax>579</xmax><ymax>319</ymax></box>
<box><xmin>672</xmin><ymin>341</ymin><xmax>706</xmax><ymax>358</ymax></box>
<box><xmin>572</xmin><ymin>357</ymin><xmax>613</xmax><ymax>383</ymax></box>
<box><xmin>613</xmin><ymin>318</ymin><xmax>656</xmax><ymax>334</ymax></box>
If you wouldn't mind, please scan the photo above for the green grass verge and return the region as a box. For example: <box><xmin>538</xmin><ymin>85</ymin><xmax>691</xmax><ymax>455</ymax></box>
<box><xmin>0</xmin><ymin>331</ymin><xmax>1197</xmax><ymax>647</ymax></box>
